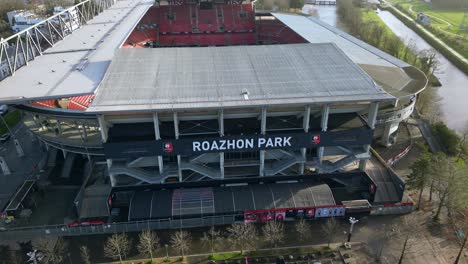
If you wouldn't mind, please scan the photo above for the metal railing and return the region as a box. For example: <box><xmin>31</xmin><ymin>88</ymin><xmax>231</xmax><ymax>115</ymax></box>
<box><xmin>0</xmin><ymin>0</ymin><xmax>115</xmax><ymax>81</ymax></box>
<box><xmin>0</xmin><ymin>215</ymin><xmax>238</xmax><ymax>240</ymax></box>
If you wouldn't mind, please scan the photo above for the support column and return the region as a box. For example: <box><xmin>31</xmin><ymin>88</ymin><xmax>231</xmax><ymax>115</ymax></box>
<box><xmin>56</xmin><ymin>120</ymin><xmax>62</xmax><ymax>135</ymax></box>
<box><xmin>97</xmin><ymin>115</ymin><xmax>108</xmax><ymax>143</ymax></box>
<box><xmin>0</xmin><ymin>156</ymin><xmax>11</xmax><ymax>175</ymax></box>
<box><xmin>380</xmin><ymin>122</ymin><xmax>392</xmax><ymax>147</ymax></box>
<box><xmin>153</xmin><ymin>113</ymin><xmax>164</xmax><ymax>175</ymax></box>
<box><xmin>218</xmin><ymin>110</ymin><xmax>224</xmax><ymax>179</ymax></box>
<box><xmin>300</xmin><ymin>106</ymin><xmax>311</xmax><ymax>174</ymax></box>
<box><xmin>259</xmin><ymin>107</ymin><xmax>267</xmax><ymax>176</ymax></box>
<box><xmin>173</xmin><ymin>112</ymin><xmax>182</xmax><ymax>182</ymax></box>
<box><xmin>359</xmin><ymin>102</ymin><xmax>379</xmax><ymax>171</ymax></box>
<box><xmin>317</xmin><ymin>105</ymin><xmax>329</xmax><ymax>171</ymax></box>
<box><xmin>98</xmin><ymin>115</ymin><xmax>115</xmax><ymax>186</ymax></box>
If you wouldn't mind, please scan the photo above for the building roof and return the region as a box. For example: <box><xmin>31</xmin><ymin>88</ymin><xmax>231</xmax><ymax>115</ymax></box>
<box><xmin>273</xmin><ymin>14</ymin><xmax>427</xmax><ymax>98</ymax></box>
<box><xmin>88</xmin><ymin>43</ymin><xmax>394</xmax><ymax>113</ymax></box>
<box><xmin>129</xmin><ymin>182</ymin><xmax>336</xmax><ymax>221</ymax></box>
<box><xmin>0</xmin><ymin>0</ymin><xmax>153</xmax><ymax>104</ymax></box>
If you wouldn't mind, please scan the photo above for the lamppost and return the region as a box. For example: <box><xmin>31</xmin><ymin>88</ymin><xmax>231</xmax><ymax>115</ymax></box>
<box><xmin>347</xmin><ymin>217</ymin><xmax>359</xmax><ymax>242</ymax></box>
<box><xmin>165</xmin><ymin>244</ymin><xmax>169</xmax><ymax>259</ymax></box>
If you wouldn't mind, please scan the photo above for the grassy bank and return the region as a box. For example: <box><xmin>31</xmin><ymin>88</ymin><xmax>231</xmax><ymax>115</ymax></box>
<box><xmin>380</xmin><ymin>4</ymin><xmax>468</xmax><ymax>75</ymax></box>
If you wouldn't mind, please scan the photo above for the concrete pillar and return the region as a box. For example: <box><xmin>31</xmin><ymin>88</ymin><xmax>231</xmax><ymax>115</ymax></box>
<box><xmin>56</xmin><ymin>120</ymin><xmax>62</xmax><ymax>135</ymax></box>
<box><xmin>97</xmin><ymin>115</ymin><xmax>108</xmax><ymax>143</ymax></box>
<box><xmin>317</xmin><ymin>105</ymin><xmax>330</xmax><ymax>170</ymax></box>
<box><xmin>259</xmin><ymin>107</ymin><xmax>267</xmax><ymax>176</ymax></box>
<box><xmin>173</xmin><ymin>112</ymin><xmax>182</xmax><ymax>182</ymax></box>
<box><xmin>381</xmin><ymin>122</ymin><xmax>392</xmax><ymax>147</ymax></box>
<box><xmin>218</xmin><ymin>110</ymin><xmax>224</xmax><ymax>179</ymax></box>
<box><xmin>153</xmin><ymin>113</ymin><xmax>164</xmax><ymax>175</ymax></box>
<box><xmin>300</xmin><ymin>106</ymin><xmax>311</xmax><ymax>174</ymax></box>
<box><xmin>13</xmin><ymin>139</ymin><xmax>24</xmax><ymax>157</ymax></box>
<box><xmin>0</xmin><ymin>156</ymin><xmax>11</xmax><ymax>175</ymax></box>
<box><xmin>98</xmin><ymin>115</ymin><xmax>114</xmax><ymax>185</ymax></box>
<box><xmin>360</xmin><ymin>102</ymin><xmax>380</xmax><ymax>171</ymax></box>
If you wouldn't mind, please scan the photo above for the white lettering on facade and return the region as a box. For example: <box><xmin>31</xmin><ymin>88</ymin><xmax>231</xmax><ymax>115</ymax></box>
<box><xmin>192</xmin><ymin>136</ymin><xmax>295</xmax><ymax>152</ymax></box>
<box><xmin>193</xmin><ymin>142</ymin><xmax>201</xmax><ymax>151</ymax></box>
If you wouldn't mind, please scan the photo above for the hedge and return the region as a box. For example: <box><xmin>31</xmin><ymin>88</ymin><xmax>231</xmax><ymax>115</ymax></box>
<box><xmin>380</xmin><ymin>5</ymin><xmax>468</xmax><ymax>75</ymax></box>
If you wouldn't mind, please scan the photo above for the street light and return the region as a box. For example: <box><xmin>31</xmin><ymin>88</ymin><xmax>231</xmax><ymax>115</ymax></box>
<box><xmin>165</xmin><ymin>244</ymin><xmax>169</xmax><ymax>258</ymax></box>
<box><xmin>347</xmin><ymin>217</ymin><xmax>359</xmax><ymax>242</ymax></box>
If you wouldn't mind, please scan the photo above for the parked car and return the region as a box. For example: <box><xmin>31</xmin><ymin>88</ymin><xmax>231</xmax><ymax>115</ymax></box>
<box><xmin>0</xmin><ymin>133</ymin><xmax>10</xmax><ymax>143</ymax></box>
<box><xmin>0</xmin><ymin>105</ymin><xmax>8</xmax><ymax>115</ymax></box>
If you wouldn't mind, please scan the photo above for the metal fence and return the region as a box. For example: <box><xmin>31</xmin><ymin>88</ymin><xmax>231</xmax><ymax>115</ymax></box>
<box><xmin>0</xmin><ymin>215</ymin><xmax>237</xmax><ymax>240</ymax></box>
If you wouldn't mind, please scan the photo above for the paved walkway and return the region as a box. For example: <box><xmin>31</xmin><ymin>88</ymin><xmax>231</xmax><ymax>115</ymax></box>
<box><xmin>383</xmin><ymin>0</ymin><xmax>468</xmax><ymax>63</ymax></box>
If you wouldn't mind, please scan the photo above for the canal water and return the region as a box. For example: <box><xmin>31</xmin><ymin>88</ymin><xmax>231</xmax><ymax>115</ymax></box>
<box><xmin>302</xmin><ymin>5</ymin><xmax>468</xmax><ymax>131</ymax></box>
<box><xmin>377</xmin><ymin>10</ymin><xmax>468</xmax><ymax>131</ymax></box>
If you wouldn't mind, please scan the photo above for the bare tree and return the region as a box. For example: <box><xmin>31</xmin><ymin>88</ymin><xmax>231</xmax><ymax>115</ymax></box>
<box><xmin>200</xmin><ymin>226</ymin><xmax>222</xmax><ymax>253</ymax></box>
<box><xmin>431</xmin><ymin>155</ymin><xmax>468</xmax><ymax>220</ymax></box>
<box><xmin>104</xmin><ymin>233</ymin><xmax>132</xmax><ymax>264</ymax></box>
<box><xmin>80</xmin><ymin>245</ymin><xmax>91</xmax><ymax>264</ymax></box>
<box><xmin>295</xmin><ymin>219</ymin><xmax>310</xmax><ymax>242</ymax></box>
<box><xmin>171</xmin><ymin>230</ymin><xmax>191</xmax><ymax>257</ymax></box>
<box><xmin>393</xmin><ymin>214</ymin><xmax>419</xmax><ymax>264</ymax></box>
<box><xmin>321</xmin><ymin>218</ymin><xmax>339</xmax><ymax>247</ymax></box>
<box><xmin>37</xmin><ymin>237</ymin><xmax>67</xmax><ymax>264</ymax></box>
<box><xmin>262</xmin><ymin>221</ymin><xmax>284</xmax><ymax>248</ymax></box>
<box><xmin>227</xmin><ymin>223</ymin><xmax>258</xmax><ymax>253</ymax></box>
<box><xmin>138</xmin><ymin>229</ymin><xmax>160</xmax><ymax>260</ymax></box>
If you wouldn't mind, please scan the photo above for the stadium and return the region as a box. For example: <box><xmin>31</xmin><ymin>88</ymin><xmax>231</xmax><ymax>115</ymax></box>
<box><xmin>0</xmin><ymin>0</ymin><xmax>426</xmax><ymax>225</ymax></box>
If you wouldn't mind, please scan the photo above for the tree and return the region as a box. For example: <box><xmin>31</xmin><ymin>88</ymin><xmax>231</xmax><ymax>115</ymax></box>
<box><xmin>431</xmin><ymin>155</ymin><xmax>468</xmax><ymax>220</ymax></box>
<box><xmin>295</xmin><ymin>219</ymin><xmax>310</xmax><ymax>242</ymax></box>
<box><xmin>36</xmin><ymin>237</ymin><xmax>67</xmax><ymax>264</ymax></box>
<box><xmin>262</xmin><ymin>221</ymin><xmax>284</xmax><ymax>248</ymax></box>
<box><xmin>80</xmin><ymin>245</ymin><xmax>91</xmax><ymax>264</ymax></box>
<box><xmin>138</xmin><ymin>229</ymin><xmax>160</xmax><ymax>261</ymax></box>
<box><xmin>227</xmin><ymin>223</ymin><xmax>258</xmax><ymax>253</ymax></box>
<box><xmin>432</xmin><ymin>122</ymin><xmax>460</xmax><ymax>155</ymax></box>
<box><xmin>171</xmin><ymin>230</ymin><xmax>191</xmax><ymax>257</ymax></box>
<box><xmin>393</xmin><ymin>214</ymin><xmax>419</xmax><ymax>264</ymax></box>
<box><xmin>104</xmin><ymin>233</ymin><xmax>132</xmax><ymax>264</ymax></box>
<box><xmin>407</xmin><ymin>152</ymin><xmax>432</xmax><ymax>209</ymax></box>
<box><xmin>321</xmin><ymin>218</ymin><xmax>339</xmax><ymax>247</ymax></box>
<box><xmin>200</xmin><ymin>226</ymin><xmax>222</xmax><ymax>253</ymax></box>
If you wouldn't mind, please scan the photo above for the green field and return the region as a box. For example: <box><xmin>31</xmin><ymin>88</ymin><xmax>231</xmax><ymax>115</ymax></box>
<box><xmin>388</xmin><ymin>0</ymin><xmax>467</xmax><ymax>36</ymax></box>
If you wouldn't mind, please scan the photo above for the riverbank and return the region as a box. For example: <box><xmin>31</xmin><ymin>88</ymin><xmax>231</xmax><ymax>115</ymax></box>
<box><xmin>379</xmin><ymin>3</ymin><xmax>468</xmax><ymax>75</ymax></box>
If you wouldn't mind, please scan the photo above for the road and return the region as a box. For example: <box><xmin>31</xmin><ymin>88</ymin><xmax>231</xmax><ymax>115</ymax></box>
<box><xmin>383</xmin><ymin>0</ymin><xmax>468</xmax><ymax>64</ymax></box>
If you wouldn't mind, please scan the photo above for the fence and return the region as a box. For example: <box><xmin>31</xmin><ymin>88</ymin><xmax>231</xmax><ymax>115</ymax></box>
<box><xmin>0</xmin><ymin>215</ymin><xmax>237</xmax><ymax>240</ymax></box>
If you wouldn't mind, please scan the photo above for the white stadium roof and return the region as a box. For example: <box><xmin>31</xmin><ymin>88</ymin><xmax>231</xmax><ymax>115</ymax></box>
<box><xmin>88</xmin><ymin>43</ymin><xmax>394</xmax><ymax>113</ymax></box>
<box><xmin>0</xmin><ymin>0</ymin><xmax>153</xmax><ymax>104</ymax></box>
<box><xmin>0</xmin><ymin>9</ymin><xmax>425</xmax><ymax>105</ymax></box>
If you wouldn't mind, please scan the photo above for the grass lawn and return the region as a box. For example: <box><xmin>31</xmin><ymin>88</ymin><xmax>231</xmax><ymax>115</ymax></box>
<box><xmin>387</xmin><ymin>0</ymin><xmax>468</xmax><ymax>35</ymax></box>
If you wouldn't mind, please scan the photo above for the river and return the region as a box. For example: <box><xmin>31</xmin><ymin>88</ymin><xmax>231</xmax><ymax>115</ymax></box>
<box><xmin>302</xmin><ymin>4</ymin><xmax>468</xmax><ymax>131</ymax></box>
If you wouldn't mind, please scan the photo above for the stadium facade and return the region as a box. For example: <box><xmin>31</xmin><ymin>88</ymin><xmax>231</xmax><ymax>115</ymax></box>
<box><xmin>0</xmin><ymin>0</ymin><xmax>426</xmax><ymax>223</ymax></box>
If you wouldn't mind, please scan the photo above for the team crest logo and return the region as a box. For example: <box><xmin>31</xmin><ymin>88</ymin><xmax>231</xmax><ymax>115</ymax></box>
<box><xmin>163</xmin><ymin>142</ymin><xmax>173</xmax><ymax>153</ymax></box>
<box><xmin>312</xmin><ymin>135</ymin><xmax>320</xmax><ymax>145</ymax></box>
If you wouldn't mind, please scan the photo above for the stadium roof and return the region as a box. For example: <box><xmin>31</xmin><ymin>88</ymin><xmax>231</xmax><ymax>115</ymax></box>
<box><xmin>0</xmin><ymin>0</ymin><xmax>153</xmax><ymax>104</ymax></box>
<box><xmin>272</xmin><ymin>14</ymin><xmax>427</xmax><ymax>98</ymax></box>
<box><xmin>88</xmin><ymin>43</ymin><xmax>394</xmax><ymax>113</ymax></box>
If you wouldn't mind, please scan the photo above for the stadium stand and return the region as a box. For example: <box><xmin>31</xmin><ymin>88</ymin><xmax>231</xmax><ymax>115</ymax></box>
<box><xmin>123</xmin><ymin>3</ymin><xmax>257</xmax><ymax>48</ymax></box>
